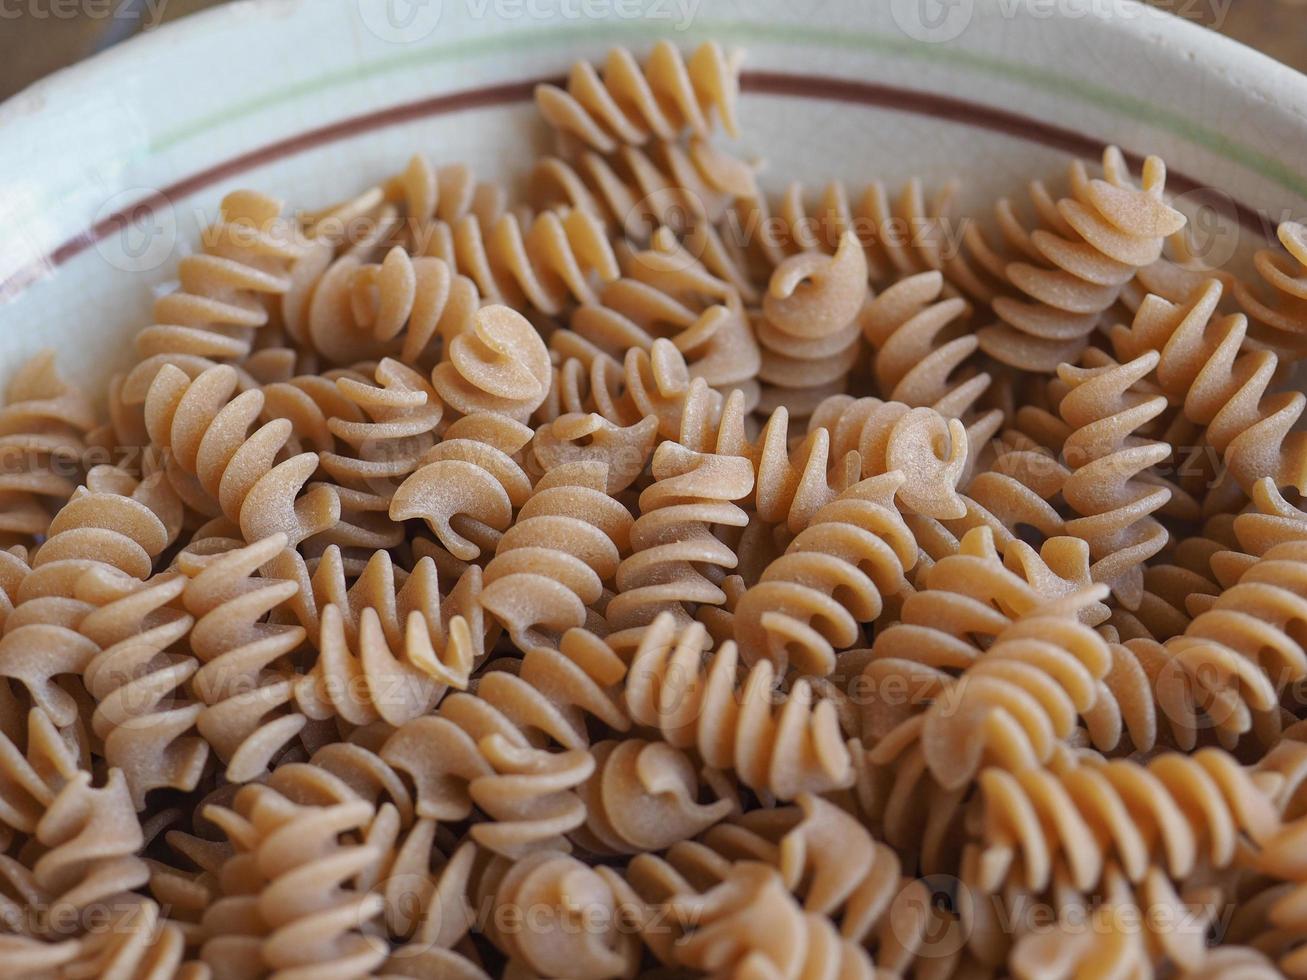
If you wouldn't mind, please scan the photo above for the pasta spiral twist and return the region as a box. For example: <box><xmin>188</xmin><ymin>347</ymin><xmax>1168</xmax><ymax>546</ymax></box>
<box><xmin>432</xmin><ymin>304</ymin><xmax>552</xmax><ymax>422</ymax></box>
<box><xmin>1230</xmin><ymin>219</ymin><xmax>1307</xmax><ymax>356</ymax></box>
<box><xmin>966</xmin><ymin>748</ymin><xmax>1279</xmax><ymax>896</ymax></box>
<box><xmin>733</xmin><ymin>472</ymin><xmax>918</xmax><ymax>677</ymax></box>
<box><xmin>967</xmin><ymin>147</ymin><xmax>1187</xmax><ymax>372</ymax></box>
<box><xmin>77</xmin><ymin>567</ymin><xmax>208</xmax><ymax>809</ymax></box>
<box><xmin>1057</xmin><ymin>350</ymin><xmax>1173</xmax><ymax>608</ymax></box>
<box><xmin>534</xmin><ymin>40</ymin><xmax>740</xmax><ymax>154</ymax></box>
<box><xmin>1162</xmin><ymin>538</ymin><xmax>1307</xmax><ymax>749</ymax></box>
<box><xmin>1111</xmin><ymin>278</ymin><xmax>1307</xmax><ymax>500</ymax></box>
<box><xmin>755</xmin><ymin>231</ymin><xmax>869</xmax><ymax>417</ymax></box>
<box><xmin>143</xmin><ymin>363</ymin><xmax>340</xmax><ymax>547</ymax></box>
<box><xmin>377</xmin><ymin>625</ymin><xmax>629</xmax><ymax>856</ymax></box>
<box><xmin>0</xmin><ymin>351</ymin><xmax>97</xmax><ymax>547</ymax></box>
<box><xmin>123</xmin><ymin>191</ymin><xmax>305</xmax><ymax>402</ymax></box>
<box><xmin>31</xmin><ymin>768</ymin><xmax>150</xmax><ymax>934</ymax></box>
<box><xmin>390</xmin><ymin>412</ymin><xmax>535</xmax><ymax>568</ymax></box>
<box><xmin>180</xmin><ymin>533</ymin><xmax>309</xmax><ymax>782</ymax></box>
<box><xmin>199</xmin><ymin>785</ymin><xmax>388</xmax><ymax>979</ymax></box>
<box><xmin>623</xmin><ymin>614</ymin><xmax>854</xmax><ymax>800</ymax></box>
<box><xmin>859</xmin><ymin>269</ymin><xmax>991</xmax><ymax>418</ymax></box>
<box><xmin>606</xmin><ymin>441</ymin><xmax>753</xmax><ymax>638</ymax></box>
<box><xmin>479</xmin><ymin>460</ymin><xmax>635</xmax><ymax>649</ymax></box>
<box><xmin>0</xmin><ymin>706</ymin><xmax>82</xmax><ymax>839</ymax></box>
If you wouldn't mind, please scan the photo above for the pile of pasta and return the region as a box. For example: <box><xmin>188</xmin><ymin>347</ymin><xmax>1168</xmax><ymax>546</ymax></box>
<box><xmin>7</xmin><ymin>38</ymin><xmax>1307</xmax><ymax>980</ymax></box>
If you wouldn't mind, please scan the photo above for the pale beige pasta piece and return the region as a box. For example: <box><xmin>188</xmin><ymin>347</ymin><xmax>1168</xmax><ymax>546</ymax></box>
<box><xmin>123</xmin><ymin>191</ymin><xmax>306</xmax><ymax>403</ymax></box>
<box><xmin>535</xmin><ymin>41</ymin><xmax>740</xmax><ymax>154</ymax></box>
<box><xmin>573</xmin><ymin>738</ymin><xmax>735</xmax><ymax>855</ymax></box>
<box><xmin>261</xmin><ymin>365</ymin><xmax>369</xmax><ymax>457</ymax></box>
<box><xmin>77</xmin><ymin>567</ymin><xmax>208</xmax><ymax>809</ymax></box>
<box><xmin>390</xmin><ymin>412</ymin><xmax>535</xmax><ymax>565</ymax></box>
<box><xmin>0</xmin><ymin>352</ymin><xmax>97</xmax><ymax>548</ymax></box>
<box><xmin>480</xmin><ymin>460</ymin><xmax>634</xmax><ymax>648</ymax></box>
<box><xmin>375</xmin><ymin>627</ymin><xmax>628</xmax><ymax>855</ymax></box>
<box><xmin>529</xmin><ymin>412</ymin><xmax>658</xmax><ymax>494</ymax></box>
<box><xmin>962</xmin><ymin>147</ymin><xmax>1186</xmax><ymax>372</ymax></box>
<box><xmin>432</xmin><ymin>305</ymin><xmax>552</xmax><ymax>422</ymax></box>
<box><xmin>963</xmin><ymin>427</ymin><xmax>1071</xmax><ymax>547</ymax></box>
<box><xmin>477</xmin><ymin>849</ymin><xmax>641</xmax><ymax>979</ymax></box>
<box><xmin>1112</xmin><ymin>278</ymin><xmax>1307</xmax><ymax>504</ymax></box>
<box><xmin>0</xmin><ymin>706</ymin><xmax>83</xmax><ymax>840</ymax></box>
<box><xmin>425</xmin><ymin>207</ymin><xmax>619</xmax><ymax>318</ymax></box>
<box><xmin>606</xmin><ymin>441</ymin><xmax>753</xmax><ymax>639</ymax></box>
<box><xmin>531</xmin><ymin>137</ymin><xmax>757</xmax><ymax>241</ymax></box>
<box><xmin>623</xmin><ymin>614</ymin><xmax>853</xmax><ymax>800</ymax></box>
<box><xmin>63</xmin><ymin>896</ymin><xmax>209</xmax><ymax>980</ymax></box>
<box><xmin>666</xmin><ymin>861</ymin><xmax>877</xmax><ymax>979</ymax></box>
<box><xmin>143</xmin><ymin>363</ymin><xmax>340</xmax><ymax>547</ymax></box>
<box><xmin>733</xmin><ymin>473</ymin><xmax>918</xmax><ymax>677</ymax></box>
<box><xmin>898</xmin><ymin>588</ymin><xmax>1113</xmax><ymax>790</ymax></box>
<box><xmin>199</xmin><ymin>786</ymin><xmax>388</xmax><ymax>979</ymax></box>
<box><xmin>1057</xmin><ymin>350</ymin><xmax>1173</xmax><ymax>608</ymax></box>
<box><xmin>967</xmin><ymin>747</ymin><xmax>1279</xmax><ymax>897</ymax></box>
<box><xmin>733</xmin><ymin>176</ymin><xmax>960</xmax><ymax>287</ymax></box>
<box><xmin>30</xmin><ymin>769</ymin><xmax>150</xmax><ymax>934</ymax></box>
<box><xmin>1163</xmin><ymin>538</ymin><xmax>1307</xmax><ymax>750</ymax></box>
<box><xmin>179</xmin><ymin>533</ymin><xmax>309</xmax><ymax>783</ymax></box>
<box><xmin>755</xmin><ymin>232</ymin><xmax>869</xmax><ymax>418</ymax></box>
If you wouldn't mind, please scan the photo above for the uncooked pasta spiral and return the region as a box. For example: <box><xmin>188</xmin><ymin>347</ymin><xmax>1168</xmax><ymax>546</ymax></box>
<box><xmin>531</xmin><ymin>137</ymin><xmax>756</xmax><ymax>241</ymax></box>
<box><xmin>966</xmin><ymin>748</ymin><xmax>1279</xmax><ymax>896</ymax></box>
<box><xmin>143</xmin><ymin>363</ymin><xmax>340</xmax><ymax>547</ymax></box>
<box><xmin>362</xmin><ymin>626</ymin><xmax>628</xmax><ymax>856</ymax></box>
<box><xmin>534</xmin><ymin>40</ymin><xmax>740</xmax><ymax>154</ymax></box>
<box><xmin>529</xmin><ymin>411</ymin><xmax>658</xmax><ymax>493</ymax></box>
<box><xmin>0</xmin><ymin>350</ymin><xmax>97</xmax><ymax>548</ymax></box>
<box><xmin>732</xmin><ymin>472</ymin><xmax>918</xmax><ymax>677</ymax></box>
<box><xmin>664</xmin><ymin>861</ymin><xmax>877</xmax><ymax>979</ymax></box>
<box><xmin>477</xmin><ymin>848</ymin><xmax>641</xmax><ymax>979</ymax></box>
<box><xmin>0</xmin><ymin>706</ymin><xmax>83</xmax><ymax>841</ymax></box>
<box><xmin>623</xmin><ymin>613</ymin><xmax>854</xmax><ymax>800</ymax></box>
<box><xmin>123</xmin><ymin>190</ymin><xmax>306</xmax><ymax>402</ymax></box>
<box><xmin>605</xmin><ymin>440</ymin><xmax>753</xmax><ymax>638</ymax></box>
<box><xmin>30</xmin><ymin>768</ymin><xmax>150</xmax><ymax>934</ymax></box>
<box><xmin>60</xmin><ymin>896</ymin><xmax>207</xmax><ymax>980</ymax></box>
<box><xmin>432</xmin><ymin>304</ymin><xmax>552</xmax><ymax>422</ymax></box>
<box><xmin>755</xmin><ymin>231</ymin><xmax>869</xmax><ymax>417</ymax></box>
<box><xmin>199</xmin><ymin>784</ymin><xmax>388</xmax><ymax>979</ymax></box>
<box><xmin>180</xmin><ymin>533</ymin><xmax>309</xmax><ymax>782</ymax></box>
<box><xmin>1162</xmin><ymin>538</ymin><xmax>1307</xmax><ymax>749</ymax></box>
<box><xmin>77</xmin><ymin>567</ymin><xmax>208</xmax><ymax>809</ymax></box>
<box><xmin>428</xmin><ymin>206</ymin><xmax>619</xmax><ymax>318</ymax></box>
<box><xmin>390</xmin><ymin>412</ymin><xmax>535</xmax><ymax>567</ymax></box>
<box><xmin>1111</xmin><ymin>277</ymin><xmax>1307</xmax><ymax>503</ymax></box>
<box><xmin>906</xmin><ymin>588</ymin><xmax>1113</xmax><ymax>790</ymax></box>
<box><xmin>1229</xmin><ymin>220</ymin><xmax>1307</xmax><ymax>357</ymax></box>
<box><xmin>574</xmin><ymin>738</ymin><xmax>736</xmax><ymax>854</ymax></box>
<box><xmin>479</xmin><ymin>459</ymin><xmax>634</xmax><ymax>648</ymax></box>
<box><xmin>1057</xmin><ymin>349</ymin><xmax>1173</xmax><ymax>608</ymax></box>
<box><xmin>964</xmin><ymin>146</ymin><xmax>1187</xmax><ymax>372</ymax></box>
<box><xmin>733</xmin><ymin>175</ymin><xmax>960</xmax><ymax>287</ymax></box>
<box><xmin>859</xmin><ymin>269</ymin><xmax>992</xmax><ymax>418</ymax></box>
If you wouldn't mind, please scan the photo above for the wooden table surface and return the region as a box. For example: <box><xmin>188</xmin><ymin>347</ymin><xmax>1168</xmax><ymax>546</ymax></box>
<box><xmin>1</xmin><ymin>0</ymin><xmax>1304</xmax><ymax>102</ymax></box>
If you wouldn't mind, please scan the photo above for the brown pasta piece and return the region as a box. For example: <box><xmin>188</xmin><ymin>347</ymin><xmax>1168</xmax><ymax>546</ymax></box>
<box><xmin>966</xmin><ymin>748</ymin><xmax>1279</xmax><ymax>896</ymax></box>
<box><xmin>0</xmin><ymin>351</ymin><xmax>97</xmax><ymax>549</ymax></box>
<box><xmin>479</xmin><ymin>459</ymin><xmax>634</xmax><ymax>648</ymax></box>
<box><xmin>1057</xmin><ymin>350</ymin><xmax>1173</xmax><ymax>608</ymax></box>
<box><xmin>733</xmin><ymin>473</ymin><xmax>918</xmax><ymax>677</ymax></box>
<box><xmin>0</xmin><ymin>707</ymin><xmax>83</xmax><ymax>841</ymax></box>
<box><xmin>1112</xmin><ymin>277</ymin><xmax>1307</xmax><ymax>506</ymax></box>
<box><xmin>623</xmin><ymin>614</ymin><xmax>854</xmax><ymax>800</ymax></box>
<box><xmin>755</xmin><ymin>232</ymin><xmax>869</xmax><ymax>418</ymax></box>
<box><xmin>530</xmin><ymin>412</ymin><xmax>659</xmax><ymax>493</ymax></box>
<box><xmin>534</xmin><ymin>41</ymin><xmax>740</xmax><ymax>154</ymax></box>
<box><xmin>432</xmin><ymin>304</ymin><xmax>552</xmax><ymax>422</ymax></box>
<box><xmin>960</xmin><ymin>147</ymin><xmax>1186</xmax><ymax>372</ymax></box>
<box><xmin>78</xmin><ymin>568</ymin><xmax>208</xmax><ymax>809</ymax></box>
<box><xmin>606</xmin><ymin>441</ymin><xmax>753</xmax><ymax>640</ymax></box>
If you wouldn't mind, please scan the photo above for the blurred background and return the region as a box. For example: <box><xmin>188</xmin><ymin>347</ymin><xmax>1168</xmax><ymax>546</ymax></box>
<box><xmin>0</xmin><ymin>0</ymin><xmax>1304</xmax><ymax>102</ymax></box>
